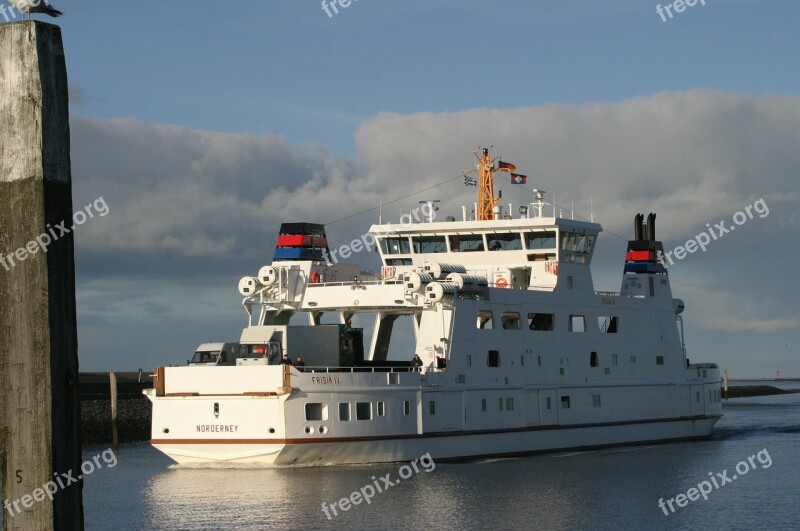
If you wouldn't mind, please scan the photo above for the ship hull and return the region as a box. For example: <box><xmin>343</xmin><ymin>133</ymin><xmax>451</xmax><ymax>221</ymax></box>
<box><xmin>152</xmin><ymin>414</ymin><xmax>720</xmax><ymax>466</ymax></box>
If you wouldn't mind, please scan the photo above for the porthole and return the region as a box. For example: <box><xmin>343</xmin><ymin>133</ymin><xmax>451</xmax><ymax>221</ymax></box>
<box><xmin>304</xmin><ymin>425</ymin><xmax>315</xmax><ymax>435</ymax></box>
<box><xmin>319</xmin><ymin>426</ymin><xmax>328</xmax><ymax>435</ymax></box>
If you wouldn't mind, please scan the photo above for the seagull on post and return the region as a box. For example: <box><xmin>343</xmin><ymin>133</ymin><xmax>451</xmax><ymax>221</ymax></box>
<box><xmin>10</xmin><ymin>0</ymin><xmax>63</xmax><ymax>19</ymax></box>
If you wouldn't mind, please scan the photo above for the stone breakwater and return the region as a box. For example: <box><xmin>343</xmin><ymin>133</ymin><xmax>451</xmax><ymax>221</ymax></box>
<box><xmin>81</xmin><ymin>396</ymin><xmax>152</xmax><ymax>445</ymax></box>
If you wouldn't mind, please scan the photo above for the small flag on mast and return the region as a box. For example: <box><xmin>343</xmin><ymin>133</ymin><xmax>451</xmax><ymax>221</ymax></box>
<box><xmin>510</xmin><ymin>173</ymin><xmax>527</xmax><ymax>184</ymax></box>
<box><xmin>497</xmin><ymin>160</ymin><xmax>516</xmax><ymax>171</ymax></box>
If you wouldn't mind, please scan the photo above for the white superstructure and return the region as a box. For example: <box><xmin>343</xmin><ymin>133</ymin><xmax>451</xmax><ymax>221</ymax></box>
<box><xmin>145</xmin><ymin>150</ymin><xmax>722</xmax><ymax>465</ymax></box>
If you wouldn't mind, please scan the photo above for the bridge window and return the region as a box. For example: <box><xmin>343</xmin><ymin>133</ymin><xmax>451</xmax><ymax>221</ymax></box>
<box><xmin>477</xmin><ymin>310</ymin><xmax>494</xmax><ymax>330</ymax></box>
<box><xmin>528</xmin><ymin>312</ymin><xmax>554</xmax><ymax>331</ymax></box>
<box><xmin>598</xmin><ymin>316</ymin><xmax>619</xmax><ymax>333</ymax></box>
<box><xmin>380</xmin><ymin>237</ymin><xmax>410</xmax><ymax>255</ymax></box>
<box><xmin>412</xmin><ymin>235</ymin><xmax>447</xmax><ymax>254</ymax></box>
<box><xmin>569</xmin><ymin>315</ymin><xmax>585</xmax><ymax>332</ymax></box>
<box><xmin>501</xmin><ymin>312</ymin><xmax>521</xmax><ymax>329</ymax></box>
<box><xmin>526</xmin><ymin>231</ymin><xmax>556</xmax><ymax>250</ymax></box>
<box><xmin>449</xmin><ymin>234</ymin><xmax>484</xmax><ymax>252</ymax></box>
<box><xmin>487</xmin><ymin>233</ymin><xmax>522</xmax><ymax>251</ymax></box>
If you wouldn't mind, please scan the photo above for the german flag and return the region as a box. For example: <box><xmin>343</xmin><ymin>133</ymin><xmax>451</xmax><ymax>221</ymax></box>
<box><xmin>497</xmin><ymin>160</ymin><xmax>516</xmax><ymax>171</ymax></box>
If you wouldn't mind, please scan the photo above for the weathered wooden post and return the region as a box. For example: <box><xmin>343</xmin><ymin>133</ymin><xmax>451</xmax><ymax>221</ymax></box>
<box><xmin>0</xmin><ymin>21</ymin><xmax>84</xmax><ymax>530</ymax></box>
<box><xmin>109</xmin><ymin>373</ymin><xmax>119</xmax><ymax>451</ymax></box>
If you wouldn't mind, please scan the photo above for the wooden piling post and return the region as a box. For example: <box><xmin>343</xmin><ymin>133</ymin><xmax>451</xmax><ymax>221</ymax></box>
<box><xmin>0</xmin><ymin>21</ymin><xmax>84</xmax><ymax>530</ymax></box>
<box><xmin>110</xmin><ymin>372</ymin><xmax>119</xmax><ymax>451</ymax></box>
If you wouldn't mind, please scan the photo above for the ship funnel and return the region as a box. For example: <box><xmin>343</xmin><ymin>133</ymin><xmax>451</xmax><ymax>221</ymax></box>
<box><xmin>634</xmin><ymin>213</ymin><xmax>644</xmax><ymax>241</ymax></box>
<box><xmin>647</xmin><ymin>213</ymin><xmax>656</xmax><ymax>241</ymax></box>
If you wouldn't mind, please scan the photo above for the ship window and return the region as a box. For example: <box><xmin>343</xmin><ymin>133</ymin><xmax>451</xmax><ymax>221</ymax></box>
<box><xmin>487</xmin><ymin>350</ymin><xmax>500</xmax><ymax>367</ymax></box>
<box><xmin>612</xmin><ymin>354</ymin><xmax>618</xmax><ymax>366</ymax></box>
<box><xmin>386</xmin><ymin>258</ymin><xmax>413</xmax><ymax>266</ymax></box>
<box><xmin>526</xmin><ymin>231</ymin><xmax>556</xmax><ymax>250</ymax></box>
<box><xmin>412</xmin><ymin>235</ymin><xmax>447</xmax><ymax>254</ymax></box>
<box><xmin>338</xmin><ymin>403</ymin><xmax>351</xmax><ymax>421</ymax></box>
<box><xmin>656</xmin><ymin>356</ymin><xmax>664</xmax><ymax>365</ymax></box>
<box><xmin>467</xmin><ymin>355</ymin><xmax>472</xmax><ymax>367</ymax></box>
<box><xmin>598</xmin><ymin>316</ymin><xmax>619</xmax><ymax>333</ymax></box>
<box><xmin>482</xmin><ymin>398</ymin><xmax>487</xmax><ymax>412</ymax></box>
<box><xmin>449</xmin><ymin>234</ymin><xmax>484</xmax><ymax>252</ymax></box>
<box><xmin>429</xmin><ymin>401</ymin><xmax>436</xmax><ymax>415</ymax></box>
<box><xmin>561</xmin><ymin>396</ymin><xmax>571</xmax><ymax>409</ymax></box>
<box><xmin>528</xmin><ymin>313</ymin><xmax>554</xmax><ymax>331</ymax></box>
<box><xmin>696</xmin><ymin>391</ymin><xmax>700</xmax><ymax>402</ymax></box>
<box><xmin>567</xmin><ymin>276</ymin><xmax>573</xmax><ymax>289</ymax></box>
<box><xmin>631</xmin><ymin>356</ymin><xmax>637</xmax><ymax>363</ymax></box>
<box><xmin>546</xmin><ymin>397</ymin><xmax>552</xmax><ymax>409</ymax></box>
<box><xmin>403</xmin><ymin>400</ymin><xmax>410</xmax><ymax>415</ymax></box>
<box><xmin>380</xmin><ymin>237</ymin><xmax>410</xmax><ymax>255</ymax></box>
<box><xmin>388</xmin><ymin>373</ymin><xmax>400</xmax><ymax>385</ymax></box>
<box><xmin>506</xmin><ymin>398</ymin><xmax>514</xmax><ymax>411</ymax></box>
<box><xmin>499</xmin><ymin>398</ymin><xmax>504</xmax><ymax>411</ymax></box>
<box><xmin>477</xmin><ymin>310</ymin><xmax>494</xmax><ymax>330</ymax></box>
<box><xmin>501</xmin><ymin>312</ymin><xmax>521</xmax><ymax>330</ymax></box>
<box><xmin>538</xmin><ymin>355</ymin><xmax>542</xmax><ymax>367</ymax></box>
<box><xmin>569</xmin><ymin>315</ymin><xmax>585</xmax><ymax>332</ymax></box>
<box><xmin>356</xmin><ymin>402</ymin><xmax>372</xmax><ymax>420</ymax></box>
<box><xmin>305</xmin><ymin>403</ymin><xmax>328</xmax><ymax>421</ymax></box>
<box><xmin>377</xmin><ymin>401</ymin><xmax>385</xmax><ymax>416</ymax></box>
<box><xmin>590</xmin><ymin>352</ymin><xmax>598</xmax><ymax>367</ymax></box>
<box><xmin>593</xmin><ymin>394</ymin><xmax>602</xmax><ymax>407</ymax></box>
<box><xmin>487</xmin><ymin>233</ymin><xmax>522</xmax><ymax>251</ymax></box>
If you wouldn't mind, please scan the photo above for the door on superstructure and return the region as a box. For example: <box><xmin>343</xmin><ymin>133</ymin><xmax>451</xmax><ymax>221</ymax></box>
<box><xmin>539</xmin><ymin>389</ymin><xmax>558</xmax><ymax>425</ymax></box>
<box><xmin>690</xmin><ymin>385</ymin><xmax>706</xmax><ymax>417</ymax></box>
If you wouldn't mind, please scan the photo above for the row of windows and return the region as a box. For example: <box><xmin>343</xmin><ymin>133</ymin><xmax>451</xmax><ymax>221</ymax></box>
<box><xmin>468</xmin><ymin>350</ymin><xmax>666</xmax><ymax>369</ymax></box>
<box><xmin>305</xmin><ymin>401</ymin><xmax>412</xmax><ymax>422</ymax></box>
<box><xmin>379</xmin><ymin>231</ymin><xmax>596</xmax><ymax>256</ymax></box>
<box><xmin>476</xmin><ymin>311</ymin><xmax>619</xmax><ymax>333</ymax></box>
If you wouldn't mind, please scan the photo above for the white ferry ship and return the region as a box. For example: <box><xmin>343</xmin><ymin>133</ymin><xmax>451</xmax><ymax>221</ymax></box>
<box><xmin>144</xmin><ymin>148</ymin><xmax>723</xmax><ymax>465</ymax></box>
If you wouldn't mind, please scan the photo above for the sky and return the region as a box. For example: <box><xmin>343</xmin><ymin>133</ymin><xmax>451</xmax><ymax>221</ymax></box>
<box><xmin>2</xmin><ymin>0</ymin><xmax>798</xmax><ymax>376</ymax></box>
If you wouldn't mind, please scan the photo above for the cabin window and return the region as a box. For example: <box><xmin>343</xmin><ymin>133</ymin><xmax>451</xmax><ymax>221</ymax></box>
<box><xmin>506</xmin><ymin>398</ymin><xmax>514</xmax><ymax>411</ymax></box>
<box><xmin>305</xmin><ymin>403</ymin><xmax>328</xmax><ymax>421</ymax></box>
<box><xmin>546</xmin><ymin>397</ymin><xmax>552</xmax><ymax>409</ymax></box>
<box><xmin>380</xmin><ymin>237</ymin><xmax>410</xmax><ymax>255</ymax></box>
<box><xmin>590</xmin><ymin>352</ymin><xmax>598</xmax><ymax>367</ymax></box>
<box><xmin>612</xmin><ymin>354</ymin><xmax>618</xmax><ymax>366</ymax></box>
<box><xmin>567</xmin><ymin>276</ymin><xmax>574</xmax><ymax>289</ymax></box>
<box><xmin>696</xmin><ymin>391</ymin><xmax>700</xmax><ymax>402</ymax></box>
<box><xmin>429</xmin><ymin>401</ymin><xmax>436</xmax><ymax>415</ymax></box>
<box><xmin>631</xmin><ymin>356</ymin><xmax>637</xmax><ymax>363</ymax></box>
<box><xmin>356</xmin><ymin>402</ymin><xmax>372</xmax><ymax>420</ymax></box>
<box><xmin>385</xmin><ymin>258</ymin><xmax>413</xmax><ymax>266</ymax></box>
<box><xmin>412</xmin><ymin>235</ymin><xmax>447</xmax><ymax>254</ymax></box>
<box><xmin>487</xmin><ymin>233</ymin><xmax>522</xmax><ymax>251</ymax></box>
<box><xmin>499</xmin><ymin>398</ymin><xmax>504</xmax><ymax>411</ymax></box>
<box><xmin>338</xmin><ymin>403</ymin><xmax>351</xmax><ymax>421</ymax></box>
<box><xmin>477</xmin><ymin>310</ymin><xmax>494</xmax><ymax>330</ymax></box>
<box><xmin>528</xmin><ymin>312</ymin><xmax>554</xmax><ymax>331</ymax></box>
<box><xmin>487</xmin><ymin>350</ymin><xmax>500</xmax><ymax>367</ymax></box>
<box><xmin>561</xmin><ymin>396</ymin><xmax>571</xmax><ymax>409</ymax></box>
<box><xmin>467</xmin><ymin>355</ymin><xmax>472</xmax><ymax>367</ymax></box>
<box><xmin>449</xmin><ymin>234</ymin><xmax>484</xmax><ymax>252</ymax></box>
<box><xmin>481</xmin><ymin>398</ymin><xmax>487</xmax><ymax>412</ymax></box>
<box><xmin>569</xmin><ymin>315</ymin><xmax>585</xmax><ymax>332</ymax></box>
<box><xmin>593</xmin><ymin>395</ymin><xmax>602</xmax><ymax>407</ymax></box>
<box><xmin>388</xmin><ymin>373</ymin><xmax>400</xmax><ymax>385</ymax></box>
<box><xmin>526</xmin><ymin>231</ymin><xmax>556</xmax><ymax>250</ymax></box>
<box><xmin>403</xmin><ymin>400</ymin><xmax>410</xmax><ymax>415</ymax></box>
<box><xmin>377</xmin><ymin>401</ymin><xmax>385</xmax><ymax>416</ymax></box>
<box><xmin>598</xmin><ymin>316</ymin><xmax>619</xmax><ymax>333</ymax></box>
<box><xmin>656</xmin><ymin>356</ymin><xmax>664</xmax><ymax>365</ymax></box>
<box><xmin>501</xmin><ymin>312</ymin><xmax>521</xmax><ymax>330</ymax></box>
<box><xmin>538</xmin><ymin>355</ymin><xmax>542</xmax><ymax>367</ymax></box>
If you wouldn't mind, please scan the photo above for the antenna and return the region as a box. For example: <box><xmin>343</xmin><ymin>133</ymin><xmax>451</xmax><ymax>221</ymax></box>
<box><xmin>590</xmin><ymin>195</ymin><xmax>593</xmax><ymax>223</ymax></box>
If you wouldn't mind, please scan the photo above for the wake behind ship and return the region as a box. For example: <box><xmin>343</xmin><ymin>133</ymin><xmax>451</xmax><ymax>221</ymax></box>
<box><xmin>144</xmin><ymin>148</ymin><xmax>722</xmax><ymax>465</ymax></box>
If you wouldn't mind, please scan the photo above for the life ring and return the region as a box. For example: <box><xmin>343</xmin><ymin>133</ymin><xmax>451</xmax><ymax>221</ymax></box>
<box><xmin>309</xmin><ymin>271</ymin><xmax>321</xmax><ymax>284</ymax></box>
<box><xmin>496</xmin><ymin>277</ymin><xmax>508</xmax><ymax>289</ymax></box>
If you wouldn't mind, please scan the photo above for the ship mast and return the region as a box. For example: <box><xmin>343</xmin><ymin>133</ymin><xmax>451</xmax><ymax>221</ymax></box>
<box><xmin>476</xmin><ymin>148</ymin><xmax>499</xmax><ymax>221</ymax></box>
